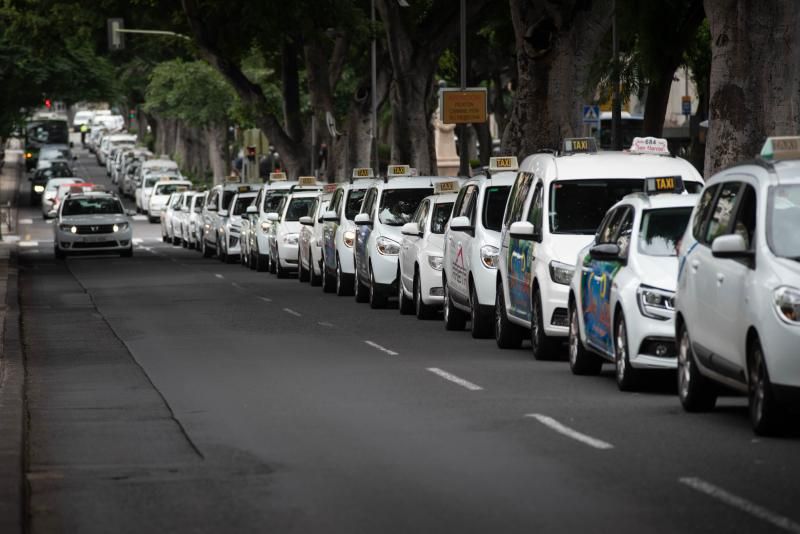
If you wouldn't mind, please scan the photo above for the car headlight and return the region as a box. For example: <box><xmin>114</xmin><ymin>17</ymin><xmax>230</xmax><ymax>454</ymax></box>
<box><xmin>549</xmin><ymin>260</ymin><xmax>574</xmax><ymax>285</ymax></box>
<box><xmin>376</xmin><ymin>236</ymin><xmax>400</xmax><ymax>256</ymax></box>
<box><xmin>283</xmin><ymin>233</ymin><xmax>299</xmax><ymax>245</ymax></box>
<box><xmin>480</xmin><ymin>245</ymin><xmax>499</xmax><ymax>269</ymax></box>
<box><xmin>427</xmin><ymin>255</ymin><xmax>443</xmax><ymax>271</ymax></box>
<box><xmin>33</xmin><ymin>185</ymin><xmax>45</xmax><ymax>193</ymax></box>
<box><xmin>637</xmin><ymin>285</ymin><xmax>675</xmax><ymax>321</ymax></box>
<box><xmin>261</xmin><ymin>221</ymin><xmax>271</xmax><ymax>232</ymax></box>
<box><xmin>112</xmin><ymin>223</ymin><xmax>129</xmax><ymax>232</ymax></box>
<box><xmin>774</xmin><ymin>286</ymin><xmax>800</xmax><ymax>324</ymax></box>
<box><xmin>343</xmin><ymin>230</ymin><xmax>355</xmax><ymax>248</ymax></box>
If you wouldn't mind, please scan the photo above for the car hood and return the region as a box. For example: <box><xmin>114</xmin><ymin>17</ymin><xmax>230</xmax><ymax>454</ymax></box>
<box><xmin>772</xmin><ymin>256</ymin><xmax>800</xmax><ymax>282</ymax></box>
<box><xmin>634</xmin><ymin>254</ymin><xmax>679</xmax><ymax>292</ymax></box>
<box><xmin>546</xmin><ymin>234</ymin><xmax>596</xmax><ymax>266</ymax></box>
<box><xmin>378</xmin><ymin>224</ymin><xmax>403</xmax><ymax>243</ymax></box>
<box><xmin>60</xmin><ymin>214</ymin><xmax>129</xmax><ymax>225</ymax></box>
<box><xmin>426</xmin><ymin>233</ymin><xmax>445</xmax><ymax>254</ymax></box>
<box><xmin>279</xmin><ymin>221</ymin><xmax>302</xmax><ymax>235</ymax></box>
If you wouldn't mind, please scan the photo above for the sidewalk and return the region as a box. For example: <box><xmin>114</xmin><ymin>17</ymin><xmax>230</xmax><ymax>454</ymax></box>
<box><xmin>0</xmin><ymin>148</ymin><xmax>24</xmax><ymax>534</ymax></box>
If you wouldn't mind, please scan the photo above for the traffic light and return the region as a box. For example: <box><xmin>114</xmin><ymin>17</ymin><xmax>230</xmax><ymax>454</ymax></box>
<box><xmin>44</xmin><ymin>99</ymin><xmax>51</xmax><ymax>109</ymax></box>
<box><xmin>246</xmin><ymin>146</ymin><xmax>256</xmax><ymax>160</ymax></box>
<box><xmin>129</xmin><ymin>109</ymin><xmax>136</xmax><ymax>119</ymax></box>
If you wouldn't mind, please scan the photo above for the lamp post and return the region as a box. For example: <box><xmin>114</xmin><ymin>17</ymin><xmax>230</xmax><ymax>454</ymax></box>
<box><xmin>371</xmin><ymin>0</ymin><xmax>378</xmax><ymax>173</ymax></box>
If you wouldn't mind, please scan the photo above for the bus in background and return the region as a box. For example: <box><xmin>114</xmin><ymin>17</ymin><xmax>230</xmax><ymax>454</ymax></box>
<box><xmin>596</xmin><ymin>112</ymin><xmax>643</xmax><ymax>150</ymax></box>
<box><xmin>24</xmin><ymin>118</ymin><xmax>70</xmax><ymax>172</ymax></box>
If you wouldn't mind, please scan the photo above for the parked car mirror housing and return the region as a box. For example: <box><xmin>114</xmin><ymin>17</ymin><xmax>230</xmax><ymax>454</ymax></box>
<box><xmin>711</xmin><ymin>234</ymin><xmax>753</xmax><ymax>259</ymax></box>
<box><xmin>322</xmin><ymin>210</ymin><xmax>338</xmax><ymax>222</ymax></box>
<box><xmin>299</xmin><ymin>216</ymin><xmax>314</xmax><ymax>226</ymax></box>
<box><xmin>401</xmin><ymin>222</ymin><xmax>422</xmax><ymax>236</ymax></box>
<box><xmin>509</xmin><ymin>221</ymin><xmax>535</xmax><ymax>240</ymax></box>
<box><xmin>354</xmin><ymin>213</ymin><xmax>372</xmax><ymax>226</ymax></box>
<box><xmin>589</xmin><ymin>243</ymin><xmax>622</xmax><ymax>261</ymax></box>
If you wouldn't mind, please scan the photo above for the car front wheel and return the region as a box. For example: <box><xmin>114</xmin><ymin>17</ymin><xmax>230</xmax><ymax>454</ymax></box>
<box><xmin>749</xmin><ymin>338</ymin><xmax>785</xmax><ymax>435</ymax></box>
<box><xmin>568</xmin><ymin>304</ymin><xmax>602</xmax><ymax>375</ymax></box>
<box><xmin>677</xmin><ymin>324</ymin><xmax>717</xmax><ymax>412</ymax></box>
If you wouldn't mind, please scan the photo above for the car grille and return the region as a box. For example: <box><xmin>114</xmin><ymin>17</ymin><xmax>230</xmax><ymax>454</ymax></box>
<box><xmin>72</xmin><ymin>241</ymin><xmax>119</xmax><ymax>249</ymax></box>
<box><xmin>75</xmin><ymin>224</ymin><xmax>115</xmax><ymax>234</ymax></box>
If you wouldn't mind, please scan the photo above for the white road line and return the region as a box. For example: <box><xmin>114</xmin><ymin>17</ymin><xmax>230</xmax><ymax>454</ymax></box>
<box><xmin>525</xmin><ymin>414</ymin><xmax>614</xmax><ymax>450</ymax></box>
<box><xmin>132</xmin><ymin>238</ymin><xmax>144</xmax><ymax>245</ymax></box>
<box><xmin>364</xmin><ymin>340</ymin><xmax>399</xmax><ymax>356</ymax></box>
<box><xmin>19</xmin><ymin>218</ymin><xmax>33</xmax><ymax>224</ymax></box>
<box><xmin>214</xmin><ymin>273</ymin><xmax>224</xmax><ymax>279</ymax></box>
<box><xmin>231</xmin><ymin>282</ymin><xmax>243</xmax><ymax>289</ymax></box>
<box><xmin>45</xmin><ymin>220</ymin><xmax>54</xmax><ymax>225</ymax></box>
<box><xmin>426</xmin><ymin>367</ymin><xmax>483</xmax><ymax>391</ymax></box>
<box><xmin>18</xmin><ymin>241</ymin><xmax>38</xmax><ymax>247</ymax></box>
<box><xmin>679</xmin><ymin>477</ymin><xmax>800</xmax><ymax>533</ymax></box>
<box><xmin>283</xmin><ymin>308</ymin><xmax>302</xmax><ymax>317</ymax></box>
<box><xmin>318</xmin><ymin>321</ymin><xmax>334</xmax><ymax>327</ymax></box>
<box><xmin>132</xmin><ymin>215</ymin><xmax>147</xmax><ymax>221</ymax></box>
<box><xmin>259</xmin><ymin>297</ymin><xmax>272</xmax><ymax>303</ymax></box>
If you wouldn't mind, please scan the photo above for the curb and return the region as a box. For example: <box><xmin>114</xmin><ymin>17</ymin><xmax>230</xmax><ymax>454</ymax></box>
<box><xmin>0</xmin><ymin>245</ymin><xmax>24</xmax><ymax>533</ymax></box>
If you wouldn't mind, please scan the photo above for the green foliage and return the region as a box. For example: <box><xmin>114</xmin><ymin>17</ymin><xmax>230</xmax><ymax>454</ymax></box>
<box><xmin>144</xmin><ymin>59</ymin><xmax>237</xmax><ymax>127</ymax></box>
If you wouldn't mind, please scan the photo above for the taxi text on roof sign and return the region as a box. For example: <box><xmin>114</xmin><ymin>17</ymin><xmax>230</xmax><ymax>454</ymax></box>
<box><xmin>269</xmin><ymin>171</ymin><xmax>287</xmax><ymax>182</ymax></box>
<box><xmin>298</xmin><ymin>176</ymin><xmax>318</xmax><ymax>187</ymax></box>
<box><xmin>352</xmin><ymin>167</ymin><xmax>374</xmax><ymax>179</ymax></box>
<box><xmin>434</xmin><ymin>180</ymin><xmax>460</xmax><ymax>194</ymax></box>
<box><xmin>760</xmin><ymin>136</ymin><xmax>800</xmax><ymax>161</ymax></box>
<box><xmin>562</xmin><ymin>137</ymin><xmax>598</xmax><ymax>154</ymax></box>
<box><xmin>489</xmin><ymin>156</ymin><xmax>518</xmax><ymax>172</ymax></box>
<box><xmin>237</xmin><ymin>185</ymin><xmax>251</xmax><ymax>193</ymax></box>
<box><xmin>387</xmin><ymin>165</ymin><xmax>411</xmax><ymax>178</ymax></box>
<box><xmin>629</xmin><ymin>137</ymin><xmax>670</xmax><ymax>155</ymax></box>
<box><xmin>645</xmin><ymin>175</ymin><xmax>684</xmax><ymax>195</ymax></box>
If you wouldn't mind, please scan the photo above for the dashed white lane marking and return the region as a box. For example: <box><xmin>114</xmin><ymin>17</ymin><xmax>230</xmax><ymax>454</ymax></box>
<box><xmin>45</xmin><ymin>219</ymin><xmax>54</xmax><ymax>225</ymax></box>
<box><xmin>19</xmin><ymin>218</ymin><xmax>33</xmax><ymax>224</ymax></box>
<box><xmin>679</xmin><ymin>477</ymin><xmax>800</xmax><ymax>533</ymax></box>
<box><xmin>283</xmin><ymin>308</ymin><xmax>302</xmax><ymax>317</ymax></box>
<box><xmin>214</xmin><ymin>273</ymin><xmax>224</xmax><ymax>279</ymax></box>
<box><xmin>132</xmin><ymin>238</ymin><xmax>144</xmax><ymax>245</ymax></box>
<box><xmin>318</xmin><ymin>321</ymin><xmax>334</xmax><ymax>327</ymax></box>
<box><xmin>426</xmin><ymin>367</ymin><xmax>483</xmax><ymax>391</ymax></box>
<box><xmin>132</xmin><ymin>215</ymin><xmax>147</xmax><ymax>221</ymax></box>
<box><xmin>19</xmin><ymin>241</ymin><xmax>38</xmax><ymax>247</ymax></box>
<box><xmin>525</xmin><ymin>414</ymin><xmax>613</xmax><ymax>450</ymax></box>
<box><xmin>259</xmin><ymin>297</ymin><xmax>272</xmax><ymax>303</ymax></box>
<box><xmin>231</xmin><ymin>282</ymin><xmax>243</xmax><ymax>289</ymax></box>
<box><xmin>364</xmin><ymin>340</ymin><xmax>398</xmax><ymax>356</ymax></box>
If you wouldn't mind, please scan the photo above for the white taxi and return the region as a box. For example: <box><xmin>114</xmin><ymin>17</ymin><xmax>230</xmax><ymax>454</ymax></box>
<box><xmin>320</xmin><ymin>168</ymin><xmax>374</xmax><ymax>294</ymax></box>
<box><xmin>567</xmin><ymin>179</ymin><xmax>698</xmax><ymax>389</ymax></box>
<box><xmin>675</xmin><ymin>136</ymin><xmax>800</xmax><ymax>435</ymax></box>
<box><xmin>398</xmin><ymin>181</ymin><xmax>459</xmax><ymax>319</ymax></box>
<box><xmin>201</xmin><ymin>181</ymin><xmax>257</xmax><ymax>259</ymax></box>
<box><xmin>267</xmin><ymin>177</ymin><xmax>322</xmax><ymax>277</ymax></box>
<box><xmin>354</xmin><ymin>165</ymin><xmax>457</xmax><ymax>309</ymax></box>
<box><xmin>496</xmin><ymin>137</ymin><xmax>704</xmax><ymax>360</ymax></box>
<box><xmin>299</xmin><ymin>187</ymin><xmax>334</xmax><ymax>285</ymax></box>
<box><xmin>148</xmin><ymin>179</ymin><xmax>192</xmax><ymax>222</ymax></box>
<box><xmin>183</xmin><ymin>192</ymin><xmax>206</xmax><ymax>249</ymax></box>
<box><xmin>54</xmin><ymin>191</ymin><xmax>133</xmax><ymax>258</ymax></box>
<box><xmin>218</xmin><ymin>189</ymin><xmax>259</xmax><ymax>263</ymax></box>
<box><xmin>442</xmin><ymin>157</ymin><xmax>518</xmax><ymax>337</ymax></box>
<box><xmin>42</xmin><ymin>177</ymin><xmax>82</xmax><ymax>218</ymax></box>
<box><xmin>252</xmin><ymin>172</ymin><xmax>296</xmax><ymax>271</ymax></box>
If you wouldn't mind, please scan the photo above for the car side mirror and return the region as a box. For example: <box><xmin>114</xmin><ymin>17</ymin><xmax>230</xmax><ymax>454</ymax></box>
<box><xmin>589</xmin><ymin>243</ymin><xmax>621</xmax><ymax>261</ymax></box>
<box><xmin>219</xmin><ymin>209</ymin><xmax>228</xmax><ymax>217</ymax></box>
<box><xmin>509</xmin><ymin>221</ymin><xmax>535</xmax><ymax>240</ymax></box>
<box><xmin>449</xmin><ymin>215</ymin><xmax>472</xmax><ymax>232</ymax></box>
<box><xmin>711</xmin><ymin>234</ymin><xmax>753</xmax><ymax>259</ymax></box>
<box><xmin>354</xmin><ymin>213</ymin><xmax>372</xmax><ymax>226</ymax></box>
<box><xmin>299</xmin><ymin>216</ymin><xmax>314</xmax><ymax>226</ymax></box>
<box><xmin>401</xmin><ymin>222</ymin><xmax>422</xmax><ymax>236</ymax></box>
<box><xmin>266</xmin><ymin>212</ymin><xmax>280</xmax><ymax>222</ymax></box>
<box><xmin>246</xmin><ymin>205</ymin><xmax>258</xmax><ymax>215</ymax></box>
<box><xmin>322</xmin><ymin>210</ymin><xmax>338</xmax><ymax>222</ymax></box>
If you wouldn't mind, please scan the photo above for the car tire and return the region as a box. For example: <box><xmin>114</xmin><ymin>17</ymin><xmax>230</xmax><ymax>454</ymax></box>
<box><xmin>321</xmin><ymin>257</ymin><xmax>335</xmax><ymax>293</ymax></box>
<box><xmin>298</xmin><ymin>256</ymin><xmax>310</xmax><ymax>282</ymax></box>
<box><xmin>614</xmin><ymin>311</ymin><xmax>638</xmax><ymax>391</ymax></box>
<box><xmin>368</xmin><ymin>266</ymin><xmax>387</xmax><ymax>309</ymax></box>
<box><xmin>568</xmin><ymin>303</ymin><xmax>602</xmax><ymax>375</ymax></box>
<box><xmin>443</xmin><ymin>280</ymin><xmax>467</xmax><ymax>330</ymax></box>
<box><xmin>495</xmin><ymin>283</ymin><xmax>523</xmax><ymax>349</ymax></box>
<box><xmin>415</xmin><ymin>271</ymin><xmax>436</xmax><ymax>320</ymax></box>
<box><xmin>310</xmin><ymin>256</ymin><xmax>323</xmax><ymax>287</ymax></box>
<box><xmin>202</xmin><ymin>238</ymin><xmax>214</xmax><ymax>258</ymax></box>
<box><xmin>354</xmin><ymin>260</ymin><xmax>369</xmax><ymax>303</ymax></box>
<box><xmin>677</xmin><ymin>323</ymin><xmax>717</xmax><ymax>412</ymax></box>
<box><xmin>275</xmin><ymin>252</ymin><xmax>288</xmax><ymax>278</ymax></box>
<box><xmin>257</xmin><ymin>253</ymin><xmax>268</xmax><ymax>272</ymax></box>
<box><xmin>54</xmin><ymin>246</ymin><xmax>66</xmax><ymax>260</ymax></box>
<box><xmin>749</xmin><ymin>338</ymin><xmax>785</xmax><ymax>436</ymax></box>
<box><xmin>335</xmin><ymin>257</ymin><xmax>350</xmax><ymax>296</ymax></box>
<box><xmin>398</xmin><ymin>270</ymin><xmax>414</xmax><ymax>315</ymax></box>
<box><xmin>120</xmin><ymin>246</ymin><xmax>133</xmax><ymax>258</ymax></box>
<box><xmin>531</xmin><ymin>287</ymin><xmax>560</xmax><ymax>361</ymax></box>
<box><xmin>470</xmin><ymin>283</ymin><xmax>493</xmax><ymax>339</ymax></box>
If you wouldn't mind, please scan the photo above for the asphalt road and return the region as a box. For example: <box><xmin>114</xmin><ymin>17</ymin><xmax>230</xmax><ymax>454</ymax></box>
<box><xmin>15</xmin><ymin>139</ymin><xmax>800</xmax><ymax>533</ymax></box>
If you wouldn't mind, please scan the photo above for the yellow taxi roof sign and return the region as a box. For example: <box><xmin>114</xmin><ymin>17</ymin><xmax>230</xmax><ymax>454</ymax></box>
<box><xmin>298</xmin><ymin>176</ymin><xmax>318</xmax><ymax>187</ymax></box>
<box><xmin>352</xmin><ymin>167</ymin><xmax>374</xmax><ymax>179</ymax></box>
<box><xmin>387</xmin><ymin>164</ymin><xmax>411</xmax><ymax>178</ymax></box>
<box><xmin>269</xmin><ymin>172</ymin><xmax>287</xmax><ymax>182</ymax></box>
<box><xmin>434</xmin><ymin>180</ymin><xmax>460</xmax><ymax>194</ymax></box>
<box><xmin>562</xmin><ymin>137</ymin><xmax>598</xmax><ymax>154</ymax></box>
<box><xmin>629</xmin><ymin>137</ymin><xmax>670</xmax><ymax>155</ymax></box>
<box><xmin>489</xmin><ymin>156</ymin><xmax>518</xmax><ymax>172</ymax></box>
<box><xmin>645</xmin><ymin>175</ymin><xmax>684</xmax><ymax>195</ymax></box>
<box><xmin>761</xmin><ymin>136</ymin><xmax>800</xmax><ymax>161</ymax></box>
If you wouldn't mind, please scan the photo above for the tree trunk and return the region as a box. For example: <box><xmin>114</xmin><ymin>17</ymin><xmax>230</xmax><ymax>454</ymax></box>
<box><xmin>502</xmin><ymin>0</ymin><xmax>613</xmax><ymax>156</ymax></box>
<box><xmin>475</xmin><ymin>121</ymin><xmax>492</xmax><ymax>166</ymax></box>
<box><xmin>206</xmin><ymin>124</ymin><xmax>227</xmax><ymax>184</ymax></box>
<box><xmin>704</xmin><ymin>0</ymin><xmax>800</xmax><ymax>176</ymax></box>
<box><xmin>641</xmin><ymin>68</ymin><xmax>675</xmax><ymax>137</ymax></box>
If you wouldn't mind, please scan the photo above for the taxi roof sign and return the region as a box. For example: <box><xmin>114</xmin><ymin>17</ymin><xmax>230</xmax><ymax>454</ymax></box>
<box><xmin>562</xmin><ymin>137</ymin><xmax>597</xmax><ymax>155</ymax></box>
<box><xmin>225</xmin><ymin>173</ymin><xmax>241</xmax><ymax>183</ymax></box>
<box><xmin>352</xmin><ymin>167</ymin><xmax>374</xmax><ymax>179</ymax></box>
<box><xmin>269</xmin><ymin>172</ymin><xmax>287</xmax><ymax>182</ymax></box>
<box><xmin>489</xmin><ymin>156</ymin><xmax>518</xmax><ymax>172</ymax></box>
<box><xmin>324</xmin><ymin>183</ymin><xmax>338</xmax><ymax>193</ymax></box>
<box><xmin>387</xmin><ymin>164</ymin><xmax>411</xmax><ymax>178</ymax></box>
<box><xmin>434</xmin><ymin>180</ymin><xmax>460</xmax><ymax>194</ymax></box>
<box><xmin>645</xmin><ymin>175</ymin><xmax>684</xmax><ymax>195</ymax></box>
<box><xmin>237</xmin><ymin>185</ymin><xmax>253</xmax><ymax>193</ymax></box>
<box><xmin>760</xmin><ymin>136</ymin><xmax>800</xmax><ymax>161</ymax></box>
<box><xmin>629</xmin><ymin>137</ymin><xmax>670</xmax><ymax>155</ymax></box>
<box><xmin>298</xmin><ymin>176</ymin><xmax>318</xmax><ymax>187</ymax></box>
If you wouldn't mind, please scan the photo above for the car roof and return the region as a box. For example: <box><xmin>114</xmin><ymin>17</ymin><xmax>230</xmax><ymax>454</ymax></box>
<box><xmin>64</xmin><ymin>192</ymin><xmax>118</xmax><ymax>200</ymax></box>
<box><xmin>464</xmin><ymin>170</ymin><xmax>518</xmax><ymax>187</ymax></box>
<box><xmin>142</xmin><ymin>159</ymin><xmax>178</xmax><ymax>167</ymax></box>
<box><xmin>424</xmin><ymin>192</ymin><xmax>459</xmax><ymax>204</ymax></box>
<box><xmin>373</xmin><ymin>177</ymin><xmax>457</xmax><ymax>189</ymax></box>
<box><xmin>288</xmin><ymin>190</ymin><xmax>321</xmax><ymax>198</ymax></box>
<box><xmin>616</xmin><ymin>192</ymin><xmax>699</xmax><ymax>211</ymax></box>
<box><xmin>520</xmin><ymin>151</ymin><xmax>704</xmax><ymax>182</ymax></box>
<box><xmin>708</xmin><ymin>159</ymin><xmax>800</xmax><ymax>188</ymax></box>
<box><xmin>154</xmin><ymin>179</ymin><xmax>191</xmax><ymax>186</ymax></box>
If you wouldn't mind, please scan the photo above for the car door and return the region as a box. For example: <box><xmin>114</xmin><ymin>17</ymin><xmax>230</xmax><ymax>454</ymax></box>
<box><xmin>356</xmin><ymin>188</ymin><xmax>377</xmax><ymax>281</ymax></box>
<box><xmin>451</xmin><ymin>185</ymin><xmax>478</xmax><ymax>300</ymax></box>
<box><xmin>445</xmin><ymin>186</ymin><xmax>468</xmax><ymax>297</ymax></box>
<box><xmin>502</xmin><ymin>172</ymin><xmax>535</xmax><ymax>319</ymax></box>
<box><xmin>507</xmin><ymin>176</ymin><xmax>537</xmax><ymax>320</ymax></box>
<box><xmin>204</xmin><ymin>189</ymin><xmax>220</xmax><ymax>245</ymax></box>
<box><xmin>692</xmin><ymin>181</ymin><xmax>743</xmax><ymax>360</ymax></box>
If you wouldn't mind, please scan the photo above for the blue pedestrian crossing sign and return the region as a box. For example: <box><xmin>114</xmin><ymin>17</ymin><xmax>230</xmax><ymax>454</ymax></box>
<box><xmin>582</xmin><ymin>105</ymin><xmax>601</xmax><ymax>124</ymax></box>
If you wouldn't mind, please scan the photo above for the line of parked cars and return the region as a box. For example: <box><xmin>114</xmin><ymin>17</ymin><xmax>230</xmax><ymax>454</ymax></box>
<box><xmin>154</xmin><ymin>136</ymin><xmax>799</xmax><ymax>436</ymax></box>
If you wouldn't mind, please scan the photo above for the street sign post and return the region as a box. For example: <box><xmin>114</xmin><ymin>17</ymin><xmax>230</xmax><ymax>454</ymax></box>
<box><xmin>440</xmin><ymin>88</ymin><xmax>488</xmax><ymax>124</ymax></box>
<box><xmin>681</xmin><ymin>95</ymin><xmax>692</xmax><ymax>116</ymax></box>
<box><xmin>582</xmin><ymin>105</ymin><xmax>601</xmax><ymax>124</ymax></box>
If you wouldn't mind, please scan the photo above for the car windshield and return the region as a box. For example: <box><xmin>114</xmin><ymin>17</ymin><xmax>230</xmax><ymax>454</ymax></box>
<box><xmin>263</xmin><ymin>191</ymin><xmax>288</xmax><ymax>213</ymax></box>
<box><xmin>483</xmin><ymin>185</ymin><xmax>511</xmax><ymax>231</ymax></box>
<box><xmin>637</xmin><ymin>207</ymin><xmax>693</xmax><ymax>256</ymax></box>
<box><xmin>62</xmin><ymin>197</ymin><xmax>123</xmax><ymax>216</ymax></box>
<box><xmin>378</xmin><ymin>188</ymin><xmax>432</xmax><ymax>226</ymax></box>
<box><xmin>154</xmin><ymin>183</ymin><xmax>188</xmax><ymax>195</ymax></box>
<box><xmin>549</xmin><ymin>179</ymin><xmax>644</xmax><ymax>234</ymax></box>
<box><xmin>285</xmin><ymin>197</ymin><xmax>315</xmax><ymax>221</ymax></box>
<box><xmin>233</xmin><ymin>196</ymin><xmax>254</xmax><ymax>215</ymax></box>
<box><xmin>768</xmin><ymin>184</ymin><xmax>800</xmax><ymax>259</ymax></box>
<box><xmin>431</xmin><ymin>202</ymin><xmax>454</xmax><ymax>234</ymax></box>
<box><xmin>345</xmin><ymin>189</ymin><xmax>367</xmax><ymax>220</ymax></box>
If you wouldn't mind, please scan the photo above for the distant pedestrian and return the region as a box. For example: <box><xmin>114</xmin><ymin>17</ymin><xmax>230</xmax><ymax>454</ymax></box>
<box><xmin>80</xmin><ymin>123</ymin><xmax>88</xmax><ymax>147</ymax></box>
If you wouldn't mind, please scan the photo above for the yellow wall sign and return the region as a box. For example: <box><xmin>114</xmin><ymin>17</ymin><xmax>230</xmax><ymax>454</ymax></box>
<box><xmin>440</xmin><ymin>88</ymin><xmax>488</xmax><ymax>124</ymax></box>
